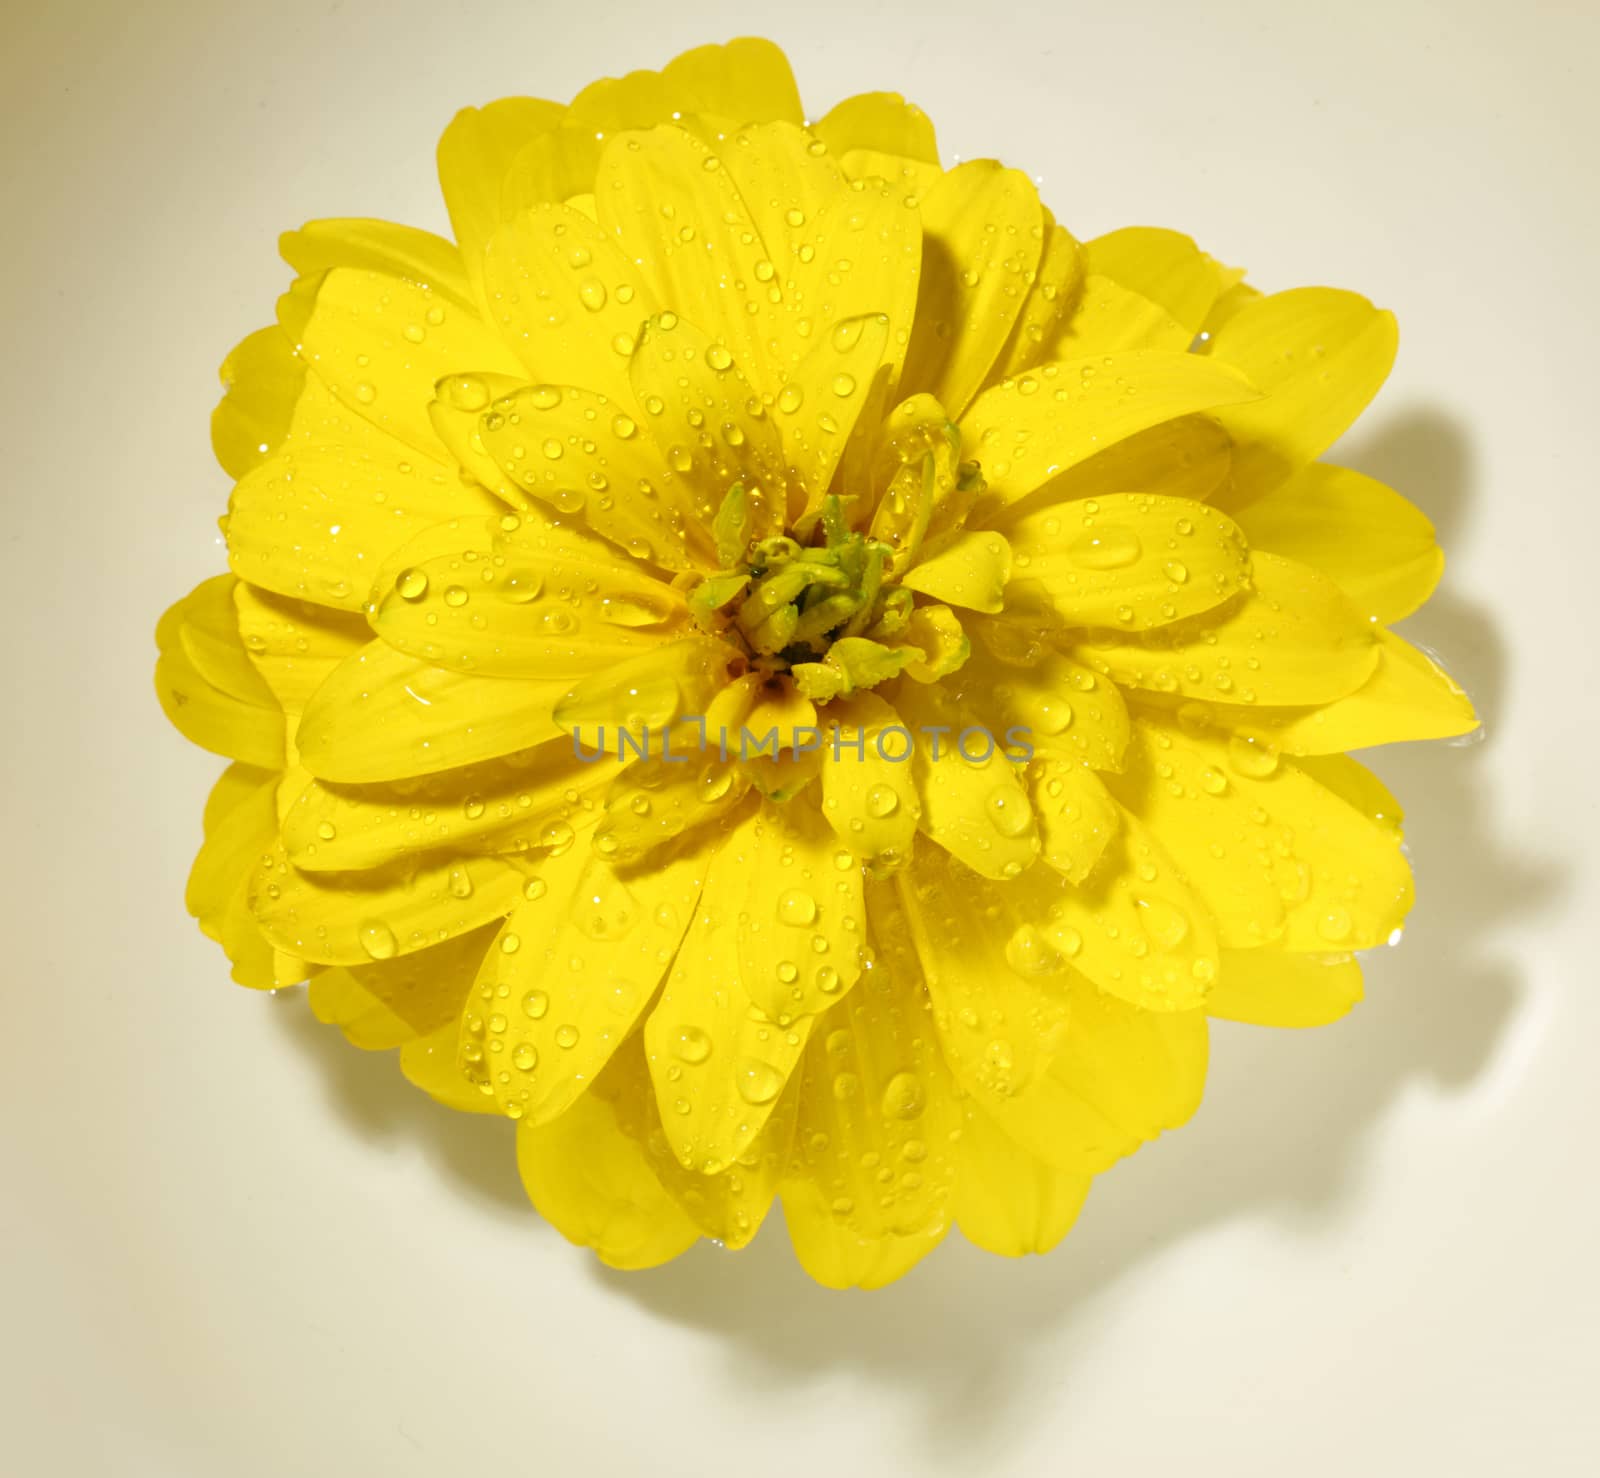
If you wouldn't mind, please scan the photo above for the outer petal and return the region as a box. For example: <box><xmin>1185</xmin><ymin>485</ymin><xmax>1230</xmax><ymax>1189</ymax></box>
<box><xmin>656</xmin><ymin>38</ymin><xmax>804</xmax><ymax>126</ymax></box>
<box><xmin>232</xmin><ymin>584</ymin><xmax>369</xmax><ymax>715</ymax></box>
<box><xmin>1082</xmin><ymin>228</ymin><xmax>1230</xmax><ymax>338</ymax></box>
<box><xmin>156</xmin><ymin>581</ymin><xmax>284</xmax><ymax>769</ymax></box>
<box><xmin>810</xmin><ymin>93</ymin><xmax>939</xmax><ymax>164</ymax></box>
<box><xmin>954</xmin><ymin>1105</ymin><xmax>1092</xmax><ymax>1257</ymax></box>
<box><xmin>1072</xmin><ymin>552</ymin><xmax>1381</xmax><ymax>708</ymax></box>
<box><xmin>1049</xmin><ymin>275</ymin><xmax>1189</xmax><ymax>355</ymax></box>
<box><xmin>281</xmin><ymin>739</ymin><xmax>618</xmax><ymax>872</ymax></box>
<box><xmin>1209</xmin><ymin>949</ymin><xmax>1364</xmax><ymax>1027</ymax></box>
<box><xmin>959</xmin><ymin>351</ymin><xmax>1258</xmax><ymax>518</ymax></box>
<box><xmin>400</xmin><ymin>1016</ymin><xmax>502</xmax><ymax>1114</ymax></box>
<box><xmin>211</xmin><ymin>325</ymin><xmax>304</xmax><ymax>479</ymax></box>
<box><xmin>465</xmin><ymin>832</ymin><xmax>709</xmax><ymax>1124</ymax></box>
<box><xmin>1005</xmin><ymin>491</ymin><xmax>1250</xmax><ymax>631</ymax></box>
<box><xmin>1206</xmin><ymin>288</ymin><xmax>1398</xmax><ymax>499</ymax></box>
<box><xmin>1030</xmin><ymin>760</ymin><xmax>1120</xmax><ymax>883</ymax></box>
<box><xmin>643</xmin><ymin>808</ymin><xmax>813</xmax><ymax>1173</ymax></box>
<box><xmin>226</xmin><ymin>374</ymin><xmax>499</xmax><ymax>612</ymax></box>
<box><xmin>249</xmin><ymin>842</ymin><xmax>534</xmax><ymax>966</ymax></box>
<box><xmin>1171</xmin><ymin>628</ymin><xmax>1477</xmax><ymax>753</ymax></box>
<box><xmin>279</xmin><ymin>218</ymin><xmax>473</xmax><ymax>306</ymax></box>
<box><xmin>308</xmin><ymin>971</ymin><xmax>415</xmax><ymax>1050</ymax></box>
<box><xmin>516</xmin><ymin>1090</ymin><xmax>699</xmax><ymax>1270</ymax></box>
<box><xmin>296</xmin><ymin>640</ymin><xmax>567</xmax><ymax>783</ymax></box>
<box><xmin>294</xmin><ymin>268</ymin><xmax>525</xmax><ymax>462</ymax></box>
<box><xmin>779</xmin><ymin>932</ymin><xmax>961</xmax><ymax>1289</ymax></box>
<box><xmin>329</xmin><ymin>924</ymin><xmax>494</xmax><ymax>1036</ymax></box>
<box><xmin>987</xmin><ymin>216</ymin><xmax>1084</xmax><ymax>385</ymax></box>
<box><xmin>481</xmin><ymin>203</ymin><xmax>661</xmax><ymax>400</ymax></box>
<box><xmin>437</xmin><ymin>97</ymin><xmax>566</xmax><ymax>304</ymax></box>
<box><xmin>901</xmin><ymin>530</ymin><xmax>1012</xmax><ymax>613</ymax></box>
<box><xmin>1233</xmin><ymin>462</ymin><xmax>1444</xmax><ymax>623</ymax></box>
<box><xmin>901</xmin><ymin>162</ymin><xmax>1044</xmax><ymax>417</ymax></box>
<box><xmin>1102</xmin><ymin>713</ymin><xmax>1414</xmax><ymax>951</ymax></box>
<box><xmin>186</xmin><ymin>762</ymin><xmax>281</xmax><ymax>988</ymax></box>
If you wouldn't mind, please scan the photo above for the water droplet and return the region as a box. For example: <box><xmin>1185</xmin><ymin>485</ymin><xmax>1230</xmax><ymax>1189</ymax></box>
<box><xmin>1068</xmin><ymin>526</ymin><xmax>1142</xmax><ymax>570</ymax></box>
<box><xmin>359</xmin><ymin>920</ymin><xmax>397</xmax><ymax>960</ymax></box>
<box><xmin>880</xmin><ymin>1071</ymin><xmax>926</xmax><ymax>1120</ymax></box>
<box><xmin>1318</xmin><ymin>907</ymin><xmax>1353</xmax><ymax>943</ymax></box>
<box><xmin>986</xmin><ymin>788</ymin><xmax>1031</xmax><ymax>838</ymax></box>
<box><xmin>777</xmin><ymin>385</ymin><xmax>804</xmax><ymax>414</ymax></box>
<box><xmin>395</xmin><ymin>568</ymin><xmax>428</xmax><ymax>601</ymax></box>
<box><xmin>1005</xmin><ymin>923</ymin><xmax>1065</xmax><ymax>976</ymax></box>
<box><xmin>443</xmin><ymin>585</ymin><xmax>469</xmax><ymax>608</ymax></box>
<box><xmin>706</xmin><ymin>344</ymin><xmax>733</xmax><ymax>371</ymax></box>
<box><xmin>1228</xmin><ymin>734</ymin><xmax>1281</xmax><ymax>779</ymax></box>
<box><xmin>522</xmin><ymin>989</ymin><xmax>549</xmax><ymax>1019</ymax></box>
<box><xmin>778</xmin><ymin>890</ymin><xmax>818</xmax><ymax>926</ymax></box>
<box><xmin>577</xmin><ymin>277</ymin><xmax>607</xmax><ymax>312</ymax></box>
<box><xmin>512</xmin><ymin>1042</ymin><xmax>538</xmax><ymax>1072</ymax></box>
<box><xmin>831</xmin><ymin>373</ymin><xmax>856</xmax><ymax>398</ymax></box>
<box><xmin>673</xmin><ymin>1026</ymin><xmax>712</xmax><ymax>1064</ymax></box>
<box><xmin>736</xmin><ymin>1057</ymin><xmax>782</xmax><ymax>1104</ymax></box>
<box><xmin>554</xmin><ymin>1024</ymin><xmax>580</xmax><ymax>1049</ymax></box>
<box><xmin>866</xmin><ymin>784</ymin><xmax>899</xmax><ymax>819</ymax></box>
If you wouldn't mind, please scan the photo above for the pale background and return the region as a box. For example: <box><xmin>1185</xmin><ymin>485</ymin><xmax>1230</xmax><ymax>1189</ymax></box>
<box><xmin>3</xmin><ymin>0</ymin><xmax>1596</xmax><ymax>1472</ymax></box>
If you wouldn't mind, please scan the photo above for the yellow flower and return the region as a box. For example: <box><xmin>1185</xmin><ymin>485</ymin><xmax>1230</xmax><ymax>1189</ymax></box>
<box><xmin>156</xmin><ymin>37</ymin><xmax>1477</xmax><ymax>1286</ymax></box>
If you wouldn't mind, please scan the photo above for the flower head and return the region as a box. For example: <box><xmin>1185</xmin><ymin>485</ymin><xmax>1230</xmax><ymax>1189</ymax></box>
<box><xmin>158</xmin><ymin>38</ymin><xmax>1476</xmax><ymax>1286</ymax></box>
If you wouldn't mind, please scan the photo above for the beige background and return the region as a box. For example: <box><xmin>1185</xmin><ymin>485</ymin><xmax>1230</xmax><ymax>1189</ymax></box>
<box><xmin>4</xmin><ymin>0</ymin><xmax>1597</xmax><ymax>1472</ymax></box>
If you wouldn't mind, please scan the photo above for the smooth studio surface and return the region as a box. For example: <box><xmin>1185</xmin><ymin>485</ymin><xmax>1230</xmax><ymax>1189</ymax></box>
<box><xmin>3</xmin><ymin>0</ymin><xmax>1596</xmax><ymax>1472</ymax></box>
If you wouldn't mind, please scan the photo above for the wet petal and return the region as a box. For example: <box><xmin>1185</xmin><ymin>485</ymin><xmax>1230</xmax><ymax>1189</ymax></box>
<box><xmin>1233</xmin><ymin>462</ymin><xmax>1443</xmax><ymax>623</ymax></box>
<box><xmin>954</xmin><ymin>1106</ymin><xmax>1092</xmax><ymax>1256</ymax></box>
<box><xmin>1209</xmin><ymin>949</ymin><xmax>1364</xmax><ymax>1027</ymax></box>
<box><xmin>901</xmin><ymin>530</ymin><xmax>1012</xmax><ymax>613</ymax></box>
<box><xmin>211</xmin><ymin>325</ymin><xmax>304</xmax><ymax>479</ymax></box>
<box><xmin>811</xmin><ymin>93</ymin><xmax>939</xmax><ymax>164</ymax></box>
<box><xmin>818</xmin><ymin>691</ymin><xmax>922</xmax><ymax>864</ymax></box>
<box><xmin>959</xmin><ymin>350</ymin><xmax>1258</xmax><ymax>515</ymax></box>
<box><xmin>1006</xmin><ymin>492</ymin><xmax>1250</xmax><ymax>631</ymax></box>
<box><xmin>1072</xmin><ymin>552</ymin><xmax>1381</xmax><ymax>707</ymax></box>
<box><xmin>279</xmin><ymin>218</ymin><xmax>472</xmax><ymax>306</ymax></box>
<box><xmin>232</xmin><ymin>584</ymin><xmax>369</xmax><ymax>714</ymax></box>
<box><xmin>952</xmin><ymin>648</ymin><xmax>1130</xmax><ymax>771</ymax></box>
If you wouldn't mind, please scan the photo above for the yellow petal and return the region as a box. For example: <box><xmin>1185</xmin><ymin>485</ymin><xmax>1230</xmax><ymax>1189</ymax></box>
<box><xmin>1049</xmin><ymin>274</ymin><xmax>1190</xmax><ymax>355</ymax></box>
<box><xmin>994</xmin><ymin>413</ymin><xmax>1233</xmax><ymax>524</ymax></box>
<box><xmin>626</xmin><ymin>313</ymin><xmax>789</xmax><ymax>534</ymax></box>
<box><xmin>959</xmin><ymin>350</ymin><xmax>1258</xmax><ymax>515</ymax></box>
<box><xmin>1072</xmin><ymin>551</ymin><xmax>1380</xmax><ymax>707</ymax></box>
<box><xmin>226</xmin><ymin>372</ymin><xmax>498</xmax><ymax>612</ymax></box>
<box><xmin>1209</xmin><ymin>949</ymin><xmax>1364</xmax><ymax>1027</ymax></box>
<box><xmin>1005</xmin><ymin>491</ymin><xmax>1250</xmax><ymax>631</ymax></box>
<box><xmin>1031</xmin><ymin>760</ymin><xmax>1120</xmax><ymax>882</ymax></box>
<box><xmin>295</xmin><ymin>267</ymin><xmax>525</xmax><ymax>460</ymax></box>
<box><xmin>987</xmin><ymin>217</ymin><xmax>1084</xmax><ymax>385</ymax></box>
<box><xmin>656</xmin><ymin>38</ymin><xmax>804</xmax><ymax>126</ymax></box>
<box><xmin>1102</xmin><ymin>713</ymin><xmax>1414</xmax><ymax>951</ymax></box>
<box><xmin>784</xmin><ymin>313</ymin><xmax>894</xmax><ymax>521</ymax></box>
<box><xmin>954</xmin><ymin>1105</ymin><xmax>1092</xmax><ymax>1257</ymax></box>
<box><xmin>307</xmin><ymin>970</ymin><xmax>416</xmax><ymax>1050</ymax></box>
<box><xmin>779</xmin><ymin>930</ymin><xmax>961</xmax><ymax>1289</ymax></box>
<box><xmin>400</xmin><ymin>1017</ymin><xmax>502</xmax><ymax>1114</ymax></box>
<box><xmin>481</xmin><ymin>203</ymin><xmax>660</xmax><ymax>399</ymax></box>
<box><xmin>1176</xmin><ymin>628</ymin><xmax>1477</xmax><ymax>753</ymax></box>
<box><xmin>1083</xmin><ymin>228</ymin><xmax>1229</xmax><ymax>337</ymax></box>
<box><xmin>901</xmin><ymin>530</ymin><xmax>1012</xmax><ymax>613</ymax></box>
<box><xmin>437</xmin><ymin>96</ymin><xmax>566</xmax><ymax>303</ymax></box>
<box><xmin>187</xmin><ymin>762</ymin><xmax>281</xmax><ymax>988</ymax></box>
<box><xmin>603</xmin><ymin>1036</ymin><xmax>792</xmax><ymax>1249</ymax></box>
<box><xmin>155</xmin><ymin>582</ymin><xmax>283</xmax><ymax>769</ymax></box>
<box><xmin>279</xmin><ymin>218</ymin><xmax>472</xmax><ymax>306</ymax></box>
<box><xmin>732</xmin><ymin>800</ymin><xmax>866</xmax><ymax>1021</ymax></box>
<box><xmin>901</xmin><ymin>162</ymin><xmax>1044</xmax><ymax>417</ymax></box>
<box><xmin>596</xmin><ymin>127</ymin><xmax>791</xmax><ymax>398</ymax></box>
<box><xmin>592</xmin><ymin>744</ymin><xmax>754</xmax><ymax>866</ymax></box>
<box><xmin>998</xmin><ymin>978</ymin><xmax>1208</xmax><ymax>1172</ymax></box>
<box><xmin>811</xmin><ymin>92</ymin><xmax>939</xmax><ymax>164</ymax></box>
<box><xmin>953</xmin><ymin>647</ymin><xmax>1130</xmax><ymax>770</ymax></box>
<box><xmin>818</xmin><ymin>692</ymin><xmax>923</xmax><ymax>863</ymax></box>
<box><xmin>884</xmin><ymin>854</ymin><xmax>1071</xmax><ymax>1120</ymax></box>
<box><xmin>516</xmin><ymin>1092</ymin><xmax>699</xmax><ymax>1270</ymax></box>
<box><xmin>370</xmin><ymin>514</ymin><xmax>695</xmax><ymax>680</ymax></box>
<box><xmin>177</xmin><ymin>574</ymin><xmax>277</xmax><ymax>708</ymax></box>
<box><xmin>465</xmin><ymin>831</ymin><xmax>710</xmax><ymax>1124</ymax></box>
<box><xmin>1206</xmin><ymin>288</ymin><xmax>1398</xmax><ymax>498</ymax></box>
<box><xmin>890</xmin><ymin>680</ymin><xmax>1039</xmax><ymax>880</ymax></box>
<box><xmin>1233</xmin><ymin>462</ymin><xmax>1443</xmax><ymax>622</ymax></box>
<box><xmin>334</xmin><ymin>924</ymin><xmax>495</xmax><ymax>1036</ymax></box>
<box><xmin>211</xmin><ymin>325</ymin><xmax>304</xmax><ymax>479</ymax></box>
<box><xmin>499</xmin><ymin>127</ymin><xmax>604</xmax><ymax>215</ymax></box>
<box><xmin>250</xmin><ymin>842</ymin><xmax>534</xmax><ymax>966</ymax></box>
<box><xmin>281</xmin><ymin>739</ymin><xmax>617</xmax><ymax>872</ymax></box>
<box><xmin>643</xmin><ymin>811</ymin><xmax>813</xmax><ymax>1172</ymax></box>
<box><xmin>295</xmin><ymin>640</ymin><xmax>567</xmax><ymax>783</ymax></box>
<box><xmin>232</xmin><ymin>583</ymin><xmax>368</xmax><ymax>714</ymax></box>
<box><xmin>1049</xmin><ymin>803</ymin><xmax>1219</xmax><ymax>1011</ymax></box>
<box><xmin>479</xmin><ymin>378</ymin><xmax>717</xmax><ymax>570</ymax></box>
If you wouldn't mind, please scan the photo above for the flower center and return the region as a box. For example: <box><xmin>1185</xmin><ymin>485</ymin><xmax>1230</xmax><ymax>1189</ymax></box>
<box><xmin>687</xmin><ymin>490</ymin><xmax>912</xmax><ymax>702</ymax></box>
